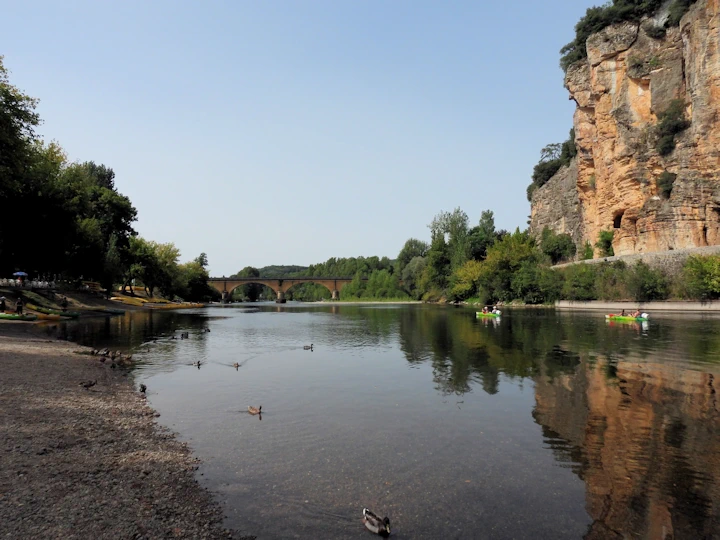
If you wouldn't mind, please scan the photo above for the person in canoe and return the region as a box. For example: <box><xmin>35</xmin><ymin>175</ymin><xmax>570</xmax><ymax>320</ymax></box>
<box><xmin>482</xmin><ymin>306</ymin><xmax>489</xmax><ymax>314</ymax></box>
<box><xmin>631</xmin><ymin>308</ymin><xmax>641</xmax><ymax>318</ymax></box>
<box><xmin>620</xmin><ymin>309</ymin><xmax>626</xmax><ymax>316</ymax></box>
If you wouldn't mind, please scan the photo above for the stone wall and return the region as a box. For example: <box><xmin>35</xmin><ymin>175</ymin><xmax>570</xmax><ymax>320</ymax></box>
<box><xmin>553</xmin><ymin>244</ymin><xmax>720</xmax><ymax>274</ymax></box>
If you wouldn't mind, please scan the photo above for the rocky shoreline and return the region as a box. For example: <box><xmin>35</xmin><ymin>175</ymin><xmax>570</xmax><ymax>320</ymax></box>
<box><xmin>0</xmin><ymin>323</ymin><xmax>252</xmax><ymax>540</ymax></box>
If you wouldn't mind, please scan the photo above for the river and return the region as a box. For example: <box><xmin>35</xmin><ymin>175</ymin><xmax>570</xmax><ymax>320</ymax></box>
<box><xmin>54</xmin><ymin>304</ymin><xmax>720</xmax><ymax>539</ymax></box>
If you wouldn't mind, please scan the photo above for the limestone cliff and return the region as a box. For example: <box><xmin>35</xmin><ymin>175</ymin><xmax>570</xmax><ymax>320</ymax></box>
<box><xmin>530</xmin><ymin>0</ymin><xmax>720</xmax><ymax>256</ymax></box>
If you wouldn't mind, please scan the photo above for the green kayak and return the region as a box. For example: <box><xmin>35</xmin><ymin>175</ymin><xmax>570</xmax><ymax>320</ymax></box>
<box><xmin>605</xmin><ymin>315</ymin><xmax>648</xmax><ymax>322</ymax></box>
<box><xmin>27</xmin><ymin>304</ymin><xmax>80</xmax><ymax>318</ymax></box>
<box><xmin>0</xmin><ymin>313</ymin><xmax>38</xmax><ymax>321</ymax></box>
<box><xmin>476</xmin><ymin>312</ymin><xmax>501</xmax><ymax>318</ymax></box>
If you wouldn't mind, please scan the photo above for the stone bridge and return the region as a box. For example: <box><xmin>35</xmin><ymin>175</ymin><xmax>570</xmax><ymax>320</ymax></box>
<box><xmin>208</xmin><ymin>277</ymin><xmax>359</xmax><ymax>302</ymax></box>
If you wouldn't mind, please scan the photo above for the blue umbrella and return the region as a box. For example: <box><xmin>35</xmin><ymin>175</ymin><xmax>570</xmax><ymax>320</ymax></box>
<box><xmin>12</xmin><ymin>271</ymin><xmax>28</xmax><ymax>277</ymax></box>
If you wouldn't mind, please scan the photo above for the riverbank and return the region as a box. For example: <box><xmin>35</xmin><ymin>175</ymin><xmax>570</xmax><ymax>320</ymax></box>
<box><xmin>0</xmin><ymin>323</ymin><xmax>251</xmax><ymax>539</ymax></box>
<box><xmin>0</xmin><ymin>288</ymin><xmax>205</xmax><ymax>320</ymax></box>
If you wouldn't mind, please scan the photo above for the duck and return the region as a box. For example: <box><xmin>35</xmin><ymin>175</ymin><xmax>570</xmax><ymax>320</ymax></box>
<box><xmin>248</xmin><ymin>405</ymin><xmax>262</xmax><ymax>415</ymax></box>
<box><xmin>303</xmin><ymin>344</ymin><xmax>314</xmax><ymax>350</ymax></box>
<box><xmin>362</xmin><ymin>508</ymin><xmax>390</xmax><ymax>537</ymax></box>
<box><xmin>232</xmin><ymin>362</ymin><xmax>240</xmax><ymax>369</ymax></box>
<box><xmin>79</xmin><ymin>379</ymin><xmax>97</xmax><ymax>390</ymax></box>
<box><xmin>191</xmin><ymin>361</ymin><xmax>203</xmax><ymax>368</ymax></box>
<box><xmin>139</xmin><ymin>383</ymin><xmax>147</xmax><ymax>394</ymax></box>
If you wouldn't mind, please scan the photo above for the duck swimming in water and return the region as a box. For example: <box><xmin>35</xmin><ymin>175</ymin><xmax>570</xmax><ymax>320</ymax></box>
<box><xmin>303</xmin><ymin>344</ymin><xmax>313</xmax><ymax>350</ymax></box>
<box><xmin>247</xmin><ymin>405</ymin><xmax>262</xmax><ymax>415</ymax></box>
<box><xmin>362</xmin><ymin>508</ymin><xmax>390</xmax><ymax>537</ymax></box>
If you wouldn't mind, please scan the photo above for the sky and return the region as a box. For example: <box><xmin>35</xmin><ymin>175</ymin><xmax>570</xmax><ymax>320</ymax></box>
<box><xmin>1</xmin><ymin>0</ymin><xmax>598</xmax><ymax>276</ymax></box>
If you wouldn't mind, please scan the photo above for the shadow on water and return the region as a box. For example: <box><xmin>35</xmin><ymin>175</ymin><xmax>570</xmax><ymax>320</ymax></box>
<box><xmin>58</xmin><ymin>304</ymin><xmax>720</xmax><ymax>539</ymax></box>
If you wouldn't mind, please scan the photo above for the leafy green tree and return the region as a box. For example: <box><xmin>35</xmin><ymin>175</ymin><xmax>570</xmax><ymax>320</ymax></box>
<box><xmin>467</xmin><ymin>210</ymin><xmax>497</xmax><ymax>261</ymax></box>
<box><xmin>401</xmin><ymin>256</ymin><xmax>427</xmax><ymax>299</ymax></box>
<box><xmin>541</xmin><ymin>227</ymin><xmax>577</xmax><ymax>264</ymax></box>
<box><xmin>682</xmin><ymin>256</ymin><xmax>720</xmax><ymax>300</ymax></box>
<box><xmin>231</xmin><ymin>266</ymin><xmax>262</xmax><ymax>301</ymax></box>
<box><xmin>596</xmin><ymin>230</ymin><xmax>615</xmax><ymax>257</ymax></box>
<box><xmin>395</xmin><ymin>238</ymin><xmax>429</xmax><ymax>274</ymax></box>
<box><xmin>474</xmin><ymin>229</ymin><xmax>539</xmax><ymax>303</ymax></box>
<box><xmin>627</xmin><ymin>262</ymin><xmax>669</xmax><ymax>301</ymax></box>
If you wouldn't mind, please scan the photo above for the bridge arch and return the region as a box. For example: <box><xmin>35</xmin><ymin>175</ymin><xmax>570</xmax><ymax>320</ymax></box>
<box><xmin>208</xmin><ymin>277</ymin><xmax>358</xmax><ymax>303</ymax></box>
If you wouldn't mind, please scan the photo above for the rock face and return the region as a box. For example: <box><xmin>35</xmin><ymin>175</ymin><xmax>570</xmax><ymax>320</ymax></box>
<box><xmin>530</xmin><ymin>0</ymin><xmax>720</xmax><ymax>256</ymax></box>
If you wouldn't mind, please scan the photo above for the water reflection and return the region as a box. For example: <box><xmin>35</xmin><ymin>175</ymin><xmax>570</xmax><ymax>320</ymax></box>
<box><xmin>56</xmin><ymin>305</ymin><xmax>720</xmax><ymax>538</ymax></box>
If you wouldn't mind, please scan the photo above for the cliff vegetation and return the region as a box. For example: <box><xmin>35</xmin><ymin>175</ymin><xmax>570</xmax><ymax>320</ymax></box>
<box><xmin>560</xmin><ymin>0</ymin><xmax>698</xmax><ymax>71</ymax></box>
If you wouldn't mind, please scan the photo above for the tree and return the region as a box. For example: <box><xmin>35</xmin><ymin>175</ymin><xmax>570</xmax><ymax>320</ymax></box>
<box><xmin>467</xmin><ymin>210</ymin><xmax>497</xmax><ymax>261</ymax></box>
<box><xmin>401</xmin><ymin>256</ymin><xmax>426</xmax><ymax>299</ymax></box>
<box><xmin>596</xmin><ymin>230</ymin><xmax>615</xmax><ymax>257</ymax></box>
<box><xmin>540</xmin><ymin>143</ymin><xmax>562</xmax><ymax>162</ymax></box>
<box><xmin>232</xmin><ymin>266</ymin><xmax>262</xmax><ymax>301</ymax></box>
<box><xmin>541</xmin><ymin>228</ymin><xmax>576</xmax><ymax>264</ymax></box>
<box><xmin>395</xmin><ymin>238</ymin><xmax>429</xmax><ymax>274</ymax></box>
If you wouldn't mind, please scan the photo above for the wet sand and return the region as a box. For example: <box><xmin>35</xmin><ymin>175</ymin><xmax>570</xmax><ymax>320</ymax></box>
<box><xmin>0</xmin><ymin>322</ymin><xmax>252</xmax><ymax>539</ymax></box>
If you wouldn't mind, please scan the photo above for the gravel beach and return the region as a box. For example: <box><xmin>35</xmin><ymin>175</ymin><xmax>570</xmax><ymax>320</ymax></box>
<box><xmin>0</xmin><ymin>322</ymin><xmax>251</xmax><ymax>540</ymax></box>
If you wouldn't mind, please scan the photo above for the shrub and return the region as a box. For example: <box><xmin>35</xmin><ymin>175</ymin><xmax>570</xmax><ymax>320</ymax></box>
<box><xmin>560</xmin><ymin>0</ymin><xmax>696</xmax><ymax>72</ymax></box>
<box><xmin>541</xmin><ymin>227</ymin><xmax>577</xmax><ymax>264</ymax></box>
<box><xmin>668</xmin><ymin>0</ymin><xmax>695</xmax><ymax>26</ymax></box>
<box><xmin>627</xmin><ymin>261</ymin><xmax>669</xmax><ymax>301</ymax></box>
<box><xmin>532</xmin><ymin>159</ymin><xmax>563</xmax><ymax>188</ymax></box>
<box><xmin>596</xmin><ymin>230</ymin><xmax>615</xmax><ymax>257</ymax></box>
<box><xmin>656</xmin><ymin>99</ymin><xmax>691</xmax><ymax>156</ymax></box>
<box><xmin>561</xmin><ymin>264</ymin><xmax>598</xmax><ymax>301</ymax></box>
<box><xmin>528</xmin><ymin>129</ymin><xmax>576</xmax><ymax>197</ymax></box>
<box><xmin>657</xmin><ymin>171</ymin><xmax>677</xmax><ymax>198</ymax></box>
<box><xmin>595</xmin><ymin>261</ymin><xmax>631</xmax><ymax>300</ymax></box>
<box><xmin>581</xmin><ymin>241</ymin><xmax>594</xmax><ymax>260</ymax></box>
<box><xmin>645</xmin><ymin>24</ymin><xmax>666</xmax><ymax>39</ymax></box>
<box><xmin>683</xmin><ymin>255</ymin><xmax>720</xmax><ymax>299</ymax></box>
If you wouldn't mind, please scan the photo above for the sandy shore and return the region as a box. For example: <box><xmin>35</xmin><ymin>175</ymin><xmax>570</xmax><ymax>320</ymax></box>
<box><xmin>0</xmin><ymin>323</ymin><xmax>252</xmax><ymax>539</ymax></box>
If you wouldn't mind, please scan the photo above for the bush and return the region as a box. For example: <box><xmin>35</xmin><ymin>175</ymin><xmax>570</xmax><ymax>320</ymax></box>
<box><xmin>581</xmin><ymin>241</ymin><xmax>594</xmax><ymax>260</ymax></box>
<box><xmin>627</xmin><ymin>261</ymin><xmax>669</xmax><ymax>301</ymax></box>
<box><xmin>656</xmin><ymin>100</ymin><xmax>691</xmax><ymax>156</ymax></box>
<box><xmin>595</xmin><ymin>261</ymin><xmax>630</xmax><ymax>300</ymax></box>
<box><xmin>528</xmin><ymin>129</ymin><xmax>576</xmax><ymax>196</ymax></box>
<box><xmin>532</xmin><ymin>159</ymin><xmax>564</xmax><ymax>188</ymax></box>
<box><xmin>561</xmin><ymin>264</ymin><xmax>598</xmax><ymax>301</ymax></box>
<box><xmin>668</xmin><ymin>0</ymin><xmax>695</xmax><ymax>26</ymax></box>
<box><xmin>596</xmin><ymin>230</ymin><xmax>615</xmax><ymax>257</ymax></box>
<box><xmin>644</xmin><ymin>24</ymin><xmax>666</xmax><ymax>39</ymax></box>
<box><xmin>657</xmin><ymin>171</ymin><xmax>677</xmax><ymax>198</ymax></box>
<box><xmin>560</xmin><ymin>0</ymin><xmax>696</xmax><ymax>72</ymax></box>
<box><xmin>541</xmin><ymin>227</ymin><xmax>577</xmax><ymax>264</ymax></box>
<box><xmin>683</xmin><ymin>255</ymin><xmax>720</xmax><ymax>299</ymax></box>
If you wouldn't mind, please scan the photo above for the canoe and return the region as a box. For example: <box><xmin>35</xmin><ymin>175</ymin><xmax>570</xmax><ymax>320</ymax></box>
<box><xmin>605</xmin><ymin>315</ymin><xmax>648</xmax><ymax>322</ymax></box>
<box><xmin>476</xmin><ymin>312</ymin><xmax>501</xmax><ymax>318</ymax></box>
<box><xmin>27</xmin><ymin>304</ymin><xmax>80</xmax><ymax>318</ymax></box>
<box><xmin>35</xmin><ymin>313</ymin><xmax>64</xmax><ymax>321</ymax></box>
<box><xmin>0</xmin><ymin>313</ymin><xmax>38</xmax><ymax>321</ymax></box>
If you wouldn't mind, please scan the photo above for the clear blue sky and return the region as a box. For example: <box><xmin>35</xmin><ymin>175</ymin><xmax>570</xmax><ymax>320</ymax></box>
<box><xmin>2</xmin><ymin>0</ymin><xmax>597</xmax><ymax>276</ymax></box>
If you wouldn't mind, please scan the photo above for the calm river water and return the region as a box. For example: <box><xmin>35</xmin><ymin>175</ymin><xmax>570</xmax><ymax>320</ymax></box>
<box><xmin>57</xmin><ymin>304</ymin><xmax>720</xmax><ymax>539</ymax></box>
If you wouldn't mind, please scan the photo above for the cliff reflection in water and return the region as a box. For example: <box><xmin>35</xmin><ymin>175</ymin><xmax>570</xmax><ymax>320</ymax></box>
<box><xmin>397</xmin><ymin>308</ymin><xmax>720</xmax><ymax>539</ymax></box>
